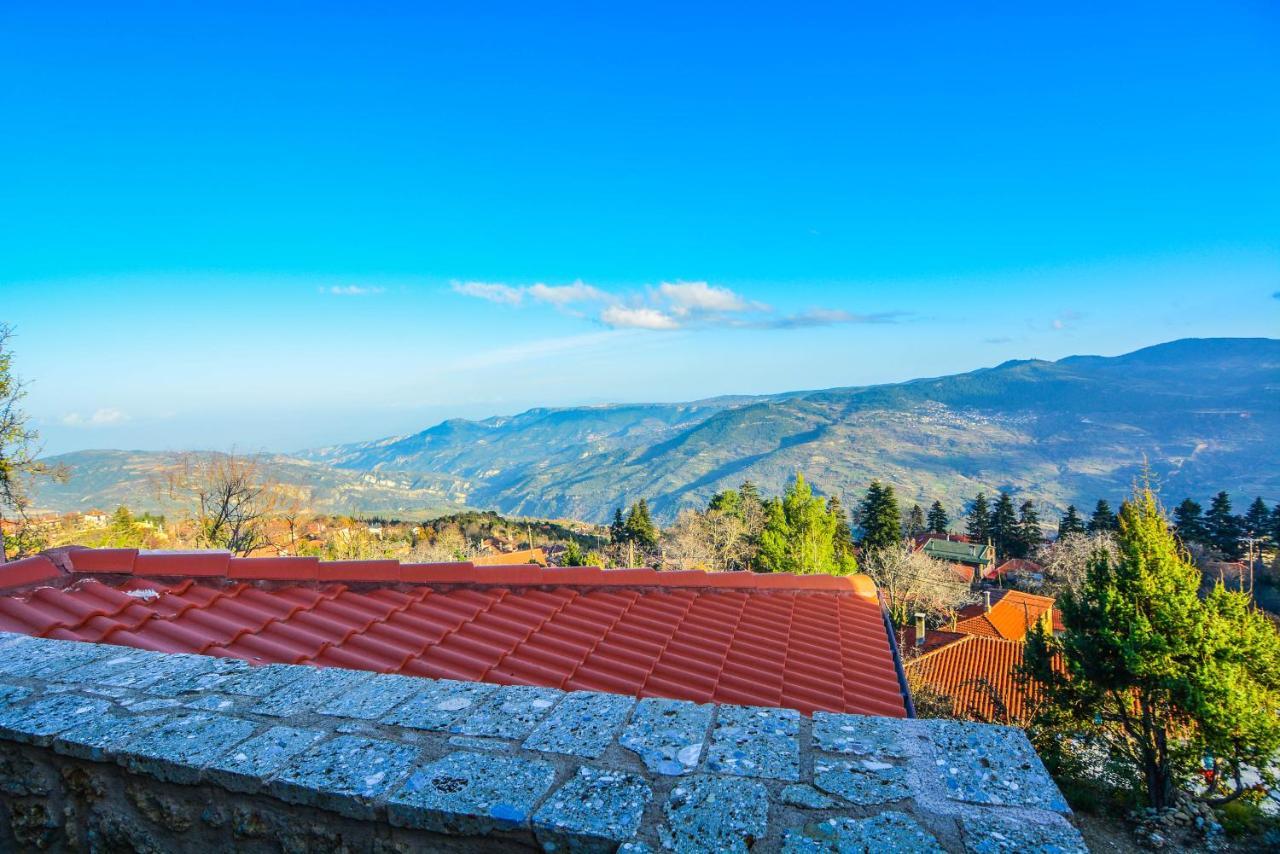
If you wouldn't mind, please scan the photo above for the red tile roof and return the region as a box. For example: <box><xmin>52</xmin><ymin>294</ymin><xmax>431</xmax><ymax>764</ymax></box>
<box><xmin>983</xmin><ymin>558</ymin><xmax>1042</xmax><ymax>582</ymax></box>
<box><xmin>905</xmin><ymin>635</ymin><xmax>1044</xmax><ymax>723</ymax></box>
<box><xmin>0</xmin><ymin>549</ymin><xmax>907</xmax><ymax>718</ymax></box>
<box><xmin>953</xmin><ymin>589</ymin><xmax>1060</xmax><ymax>640</ymax></box>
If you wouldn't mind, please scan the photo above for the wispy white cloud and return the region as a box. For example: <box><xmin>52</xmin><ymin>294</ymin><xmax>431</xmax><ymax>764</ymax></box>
<box><xmin>451</xmin><ymin>277</ymin><xmax>906</xmax><ymax>332</ymax></box>
<box><xmin>62</xmin><ymin>408</ymin><xmax>128</xmax><ymax>427</ymax></box>
<box><xmin>1050</xmin><ymin>310</ymin><xmax>1084</xmax><ymax>331</ymax></box>
<box><xmin>323</xmin><ymin>285</ymin><xmax>386</xmax><ymax>296</ymax></box>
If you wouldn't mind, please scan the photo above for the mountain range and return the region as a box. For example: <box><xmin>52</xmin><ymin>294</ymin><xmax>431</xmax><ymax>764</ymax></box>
<box><xmin>35</xmin><ymin>338</ymin><xmax>1280</xmax><ymax>523</ymax></box>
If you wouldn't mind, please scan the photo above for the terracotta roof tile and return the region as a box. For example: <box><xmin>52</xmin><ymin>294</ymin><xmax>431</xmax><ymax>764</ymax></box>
<box><xmin>0</xmin><ymin>548</ymin><xmax>908</xmax><ymax>718</ymax></box>
<box><xmin>954</xmin><ymin>589</ymin><xmax>1058</xmax><ymax>640</ymax></box>
<box><xmin>905</xmin><ymin>635</ymin><xmax>1051</xmax><ymax>723</ymax></box>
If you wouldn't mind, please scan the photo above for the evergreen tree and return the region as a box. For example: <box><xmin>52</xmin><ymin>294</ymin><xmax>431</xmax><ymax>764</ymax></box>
<box><xmin>623</xmin><ymin>499</ymin><xmax>659</xmax><ymax>550</ymax></box>
<box><xmin>107</xmin><ymin>505</ymin><xmax>142</xmax><ymax>548</ymax></box>
<box><xmin>757</xmin><ymin>498</ymin><xmax>791</xmax><ymax>573</ymax></box>
<box><xmin>1086</xmin><ymin>499</ymin><xmax>1118</xmax><ymax>534</ymax></box>
<box><xmin>708</xmin><ymin>488</ymin><xmax>741</xmax><ymax>518</ymax></box>
<box><xmin>1205</xmin><ymin>491</ymin><xmax>1241</xmax><ymax>558</ymax></box>
<box><xmin>609</xmin><ymin>508</ymin><xmax>626</xmax><ymax>544</ymax></box>
<box><xmin>965</xmin><ymin>493</ymin><xmax>991</xmax><ymax>542</ymax></box>
<box><xmin>758</xmin><ymin>475</ymin><xmax>857</xmax><ymax>575</ymax></box>
<box><xmin>1172</xmin><ymin>498</ymin><xmax>1207</xmax><ymax>545</ymax></box>
<box><xmin>857</xmin><ymin>480</ymin><xmax>901</xmax><ymax>555</ymax></box>
<box><xmin>1271</xmin><ymin>502</ymin><xmax>1280</xmax><ymax>544</ymax></box>
<box><xmin>739</xmin><ymin>481</ymin><xmax>761</xmax><ymax>508</ymax></box>
<box><xmin>561</xmin><ymin>541</ymin><xmax>586</xmax><ymax>566</ymax></box>
<box><xmin>1243</xmin><ymin>497</ymin><xmax>1270</xmax><ymax>539</ymax></box>
<box><xmin>1025</xmin><ymin>486</ymin><xmax>1280</xmax><ymax>809</ymax></box>
<box><xmin>926</xmin><ymin>500</ymin><xmax>949</xmax><ymax>536</ymax></box>
<box><xmin>1056</xmin><ymin>504</ymin><xmax>1085</xmax><ymax>538</ymax></box>
<box><xmin>989</xmin><ymin>491</ymin><xmax>1019</xmax><ymax>557</ymax></box>
<box><xmin>1016</xmin><ymin>499</ymin><xmax>1042</xmax><ymax>558</ymax></box>
<box><xmin>828</xmin><ymin>495</ymin><xmax>857</xmax><ymax>568</ymax></box>
<box><xmin>905</xmin><ymin>504</ymin><xmax>926</xmax><ymax>539</ymax></box>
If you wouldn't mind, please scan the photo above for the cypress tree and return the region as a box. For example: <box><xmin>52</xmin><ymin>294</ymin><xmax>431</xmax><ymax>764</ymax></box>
<box><xmin>828</xmin><ymin>495</ymin><xmax>857</xmax><ymax>569</ymax></box>
<box><xmin>1017</xmin><ymin>499</ymin><xmax>1041</xmax><ymax>558</ymax></box>
<box><xmin>858</xmin><ymin>480</ymin><xmax>901</xmax><ymax>555</ymax></box>
<box><xmin>989</xmin><ymin>491</ymin><xmax>1019</xmax><ymax>557</ymax></box>
<box><xmin>1087</xmin><ymin>499</ymin><xmax>1118</xmax><ymax>534</ymax></box>
<box><xmin>623</xmin><ymin>500</ymin><xmax>658</xmax><ymax>550</ymax></box>
<box><xmin>1057</xmin><ymin>504</ymin><xmax>1085</xmax><ymax>538</ymax></box>
<box><xmin>926</xmin><ymin>500</ymin><xmax>949</xmax><ymax>536</ymax></box>
<box><xmin>1205</xmin><ymin>491</ymin><xmax>1241</xmax><ymax>558</ymax></box>
<box><xmin>905</xmin><ymin>504</ymin><xmax>926</xmax><ymax>539</ymax></box>
<box><xmin>966</xmin><ymin>493</ymin><xmax>991</xmax><ymax>542</ymax></box>
<box><xmin>757</xmin><ymin>498</ymin><xmax>792</xmax><ymax>573</ymax></box>
<box><xmin>1172</xmin><ymin>498</ymin><xmax>1206</xmax><ymax>544</ymax></box>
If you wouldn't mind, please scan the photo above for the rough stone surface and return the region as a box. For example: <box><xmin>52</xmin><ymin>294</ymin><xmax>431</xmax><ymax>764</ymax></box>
<box><xmin>812</xmin><ymin>757</ymin><xmax>912</xmax><ymax>805</ymax></box>
<box><xmin>926</xmin><ymin>719</ymin><xmax>1071</xmax><ymax>813</ymax></box>
<box><xmin>270</xmin><ymin>734</ymin><xmax>419</xmax><ymax>819</ymax></box>
<box><xmin>387</xmin><ymin>750</ymin><xmax>555</xmax><ymax>835</ymax></box>
<box><xmin>0</xmin><ymin>631</ymin><xmax>1085</xmax><ymax>852</ymax></box>
<box><xmin>782</xmin><ymin>812</ymin><xmax>945</xmax><ymax>852</ymax></box>
<box><xmin>659</xmin><ymin>774</ymin><xmax>769</xmax><ymax>853</ymax></box>
<box><xmin>206</xmin><ymin>725</ymin><xmax>325</xmax><ymax>793</ymax></box>
<box><xmin>451</xmin><ymin>684</ymin><xmax>562</xmax><ymax>739</ymax></box>
<box><xmin>705</xmin><ymin>704</ymin><xmax>800</xmax><ymax>781</ymax></box>
<box><xmin>380</xmin><ymin>678</ymin><xmax>497</xmax><ymax>731</ymax></box>
<box><xmin>523</xmin><ymin>691</ymin><xmax>634</xmax><ymax>758</ymax></box>
<box><xmin>619</xmin><ymin>697</ymin><xmax>712</xmax><ymax>775</ymax></box>
<box><xmin>959</xmin><ymin>811</ymin><xmax>1088</xmax><ymax>853</ymax></box>
<box><xmin>532</xmin><ymin>766</ymin><xmax>652</xmax><ymax>851</ymax></box>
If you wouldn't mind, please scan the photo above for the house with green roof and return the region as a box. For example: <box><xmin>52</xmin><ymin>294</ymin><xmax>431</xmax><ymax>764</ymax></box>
<box><xmin>919</xmin><ymin>536</ymin><xmax>994</xmax><ymax>575</ymax></box>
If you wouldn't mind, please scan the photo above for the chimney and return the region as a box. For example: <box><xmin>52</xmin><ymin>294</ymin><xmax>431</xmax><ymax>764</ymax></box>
<box><xmin>984</xmin><ymin>590</ymin><xmax>992</xmax><ymax>612</ymax></box>
<box><xmin>914</xmin><ymin>612</ymin><xmax>926</xmax><ymax>647</ymax></box>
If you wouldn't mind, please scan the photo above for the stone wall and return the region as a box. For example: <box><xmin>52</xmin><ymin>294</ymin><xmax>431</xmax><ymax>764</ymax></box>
<box><xmin>0</xmin><ymin>632</ymin><xmax>1086</xmax><ymax>852</ymax></box>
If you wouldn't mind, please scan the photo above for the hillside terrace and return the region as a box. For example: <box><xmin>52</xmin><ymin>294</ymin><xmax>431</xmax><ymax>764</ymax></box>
<box><xmin>0</xmin><ymin>547</ymin><xmax>1085</xmax><ymax>851</ymax></box>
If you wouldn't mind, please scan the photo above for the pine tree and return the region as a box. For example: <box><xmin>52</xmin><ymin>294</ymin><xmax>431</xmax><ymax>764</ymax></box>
<box><xmin>1205</xmin><ymin>491</ymin><xmax>1242</xmax><ymax>559</ymax></box>
<box><xmin>561</xmin><ymin>541</ymin><xmax>586</xmax><ymax>566</ymax></box>
<box><xmin>858</xmin><ymin>480</ymin><xmax>901</xmax><ymax>555</ymax></box>
<box><xmin>989</xmin><ymin>491</ymin><xmax>1019</xmax><ymax>557</ymax></box>
<box><xmin>965</xmin><ymin>493</ymin><xmax>991</xmax><ymax>542</ymax></box>
<box><xmin>1025</xmin><ymin>486</ymin><xmax>1280</xmax><ymax>809</ymax></box>
<box><xmin>926</xmin><ymin>500</ymin><xmax>949</xmax><ymax>536</ymax></box>
<box><xmin>757</xmin><ymin>498</ymin><xmax>792</xmax><ymax>573</ymax></box>
<box><xmin>623</xmin><ymin>500</ymin><xmax>659</xmax><ymax>550</ymax></box>
<box><xmin>1086</xmin><ymin>499</ymin><xmax>1118</xmax><ymax>534</ymax></box>
<box><xmin>609</xmin><ymin>507</ymin><xmax>626</xmax><ymax>544</ymax></box>
<box><xmin>905</xmin><ymin>504</ymin><xmax>926</xmax><ymax>539</ymax></box>
<box><xmin>1056</xmin><ymin>504</ymin><xmax>1085</xmax><ymax>538</ymax></box>
<box><xmin>1243</xmin><ymin>497</ymin><xmax>1270</xmax><ymax>539</ymax></box>
<box><xmin>1016</xmin><ymin>499</ymin><xmax>1041</xmax><ymax>558</ymax></box>
<box><xmin>708</xmin><ymin>488</ymin><xmax>741</xmax><ymax>518</ymax></box>
<box><xmin>1172</xmin><ymin>498</ymin><xmax>1207</xmax><ymax>544</ymax></box>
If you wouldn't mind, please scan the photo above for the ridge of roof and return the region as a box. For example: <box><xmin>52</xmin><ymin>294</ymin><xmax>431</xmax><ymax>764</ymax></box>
<box><xmin>1</xmin><ymin>548</ymin><xmax>878</xmax><ymax>597</ymax></box>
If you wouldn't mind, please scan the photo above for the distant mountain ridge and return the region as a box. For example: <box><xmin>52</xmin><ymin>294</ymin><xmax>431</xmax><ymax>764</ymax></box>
<box><xmin>36</xmin><ymin>338</ymin><xmax>1280</xmax><ymax>522</ymax></box>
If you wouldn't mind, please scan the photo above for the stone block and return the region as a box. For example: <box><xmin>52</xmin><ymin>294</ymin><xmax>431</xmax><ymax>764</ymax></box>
<box><xmin>451</xmin><ymin>684</ymin><xmax>562</xmax><ymax>739</ymax></box>
<box><xmin>782</xmin><ymin>812</ymin><xmax>945</xmax><ymax>853</ymax></box>
<box><xmin>381</xmin><ymin>678</ymin><xmax>498</xmax><ymax>731</ymax></box>
<box><xmin>9</xmin><ymin>638</ymin><xmax>120</xmax><ymax>679</ymax></box>
<box><xmin>115</xmin><ymin>713</ymin><xmax>259</xmax><ymax>784</ymax></box>
<box><xmin>619</xmin><ymin>697</ymin><xmax>712</xmax><ymax>775</ymax></box>
<box><xmin>217</xmin><ymin>662</ymin><xmax>309</xmax><ymax>697</ymax></box>
<box><xmin>206</xmin><ymin>725</ymin><xmax>326</xmax><ymax>793</ymax></box>
<box><xmin>812</xmin><ymin>712</ymin><xmax>911</xmax><ymax>757</ymax></box>
<box><xmin>705</xmin><ymin>704</ymin><xmax>799</xmax><ymax>781</ymax></box>
<box><xmin>256</xmin><ymin>667</ymin><xmax>374</xmax><ymax>717</ymax></box>
<box><xmin>523</xmin><ymin>691</ymin><xmax>634</xmax><ymax>758</ymax></box>
<box><xmin>925</xmin><ymin>719</ymin><xmax>1070</xmax><ymax>813</ymax></box>
<box><xmin>316</xmin><ymin>673</ymin><xmax>421</xmax><ymax>720</ymax></box>
<box><xmin>386</xmin><ymin>750</ymin><xmax>556</xmax><ymax>836</ymax></box>
<box><xmin>958</xmin><ymin>811</ymin><xmax>1088</xmax><ymax>853</ymax></box>
<box><xmin>140</xmin><ymin>656</ymin><xmax>250</xmax><ymax>697</ymax></box>
<box><xmin>812</xmin><ymin>757</ymin><xmax>912</xmax><ymax>805</ymax></box>
<box><xmin>532</xmin><ymin>766</ymin><xmax>652</xmax><ymax>852</ymax></box>
<box><xmin>659</xmin><ymin>775</ymin><xmax>769</xmax><ymax>853</ymax></box>
<box><xmin>53</xmin><ymin>711</ymin><xmax>164</xmax><ymax>761</ymax></box>
<box><xmin>0</xmin><ymin>694</ymin><xmax>115</xmax><ymax>745</ymax></box>
<box><xmin>779</xmin><ymin>784</ymin><xmax>839</xmax><ymax>809</ymax></box>
<box><xmin>270</xmin><ymin>734</ymin><xmax>419</xmax><ymax>820</ymax></box>
<box><xmin>0</xmin><ymin>684</ymin><xmax>32</xmax><ymax>704</ymax></box>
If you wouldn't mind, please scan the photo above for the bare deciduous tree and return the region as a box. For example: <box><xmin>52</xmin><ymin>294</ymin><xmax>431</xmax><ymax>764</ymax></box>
<box><xmin>662</xmin><ymin>508</ymin><xmax>747</xmax><ymax>572</ymax></box>
<box><xmin>862</xmin><ymin>546</ymin><xmax>974</xmax><ymax>626</ymax></box>
<box><xmin>163</xmin><ymin>452</ymin><xmax>279</xmax><ymax>556</ymax></box>
<box><xmin>1034</xmin><ymin>531</ymin><xmax>1119</xmax><ymax>596</ymax></box>
<box><xmin>0</xmin><ymin>324</ymin><xmax>66</xmax><ymax>562</ymax></box>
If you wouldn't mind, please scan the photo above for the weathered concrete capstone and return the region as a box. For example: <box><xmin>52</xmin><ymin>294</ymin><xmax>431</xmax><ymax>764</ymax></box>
<box><xmin>0</xmin><ymin>631</ymin><xmax>1088</xmax><ymax>852</ymax></box>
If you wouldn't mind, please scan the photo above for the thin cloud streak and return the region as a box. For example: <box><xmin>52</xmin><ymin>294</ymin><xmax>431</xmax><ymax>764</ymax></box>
<box><xmin>452</xmin><ymin>278</ymin><xmax>904</xmax><ymax>332</ymax></box>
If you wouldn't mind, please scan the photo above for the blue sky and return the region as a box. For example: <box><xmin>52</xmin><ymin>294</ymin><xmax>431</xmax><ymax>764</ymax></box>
<box><xmin>2</xmin><ymin>1</ymin><xmax>1277</xmax><ymax>455</ymax></box>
